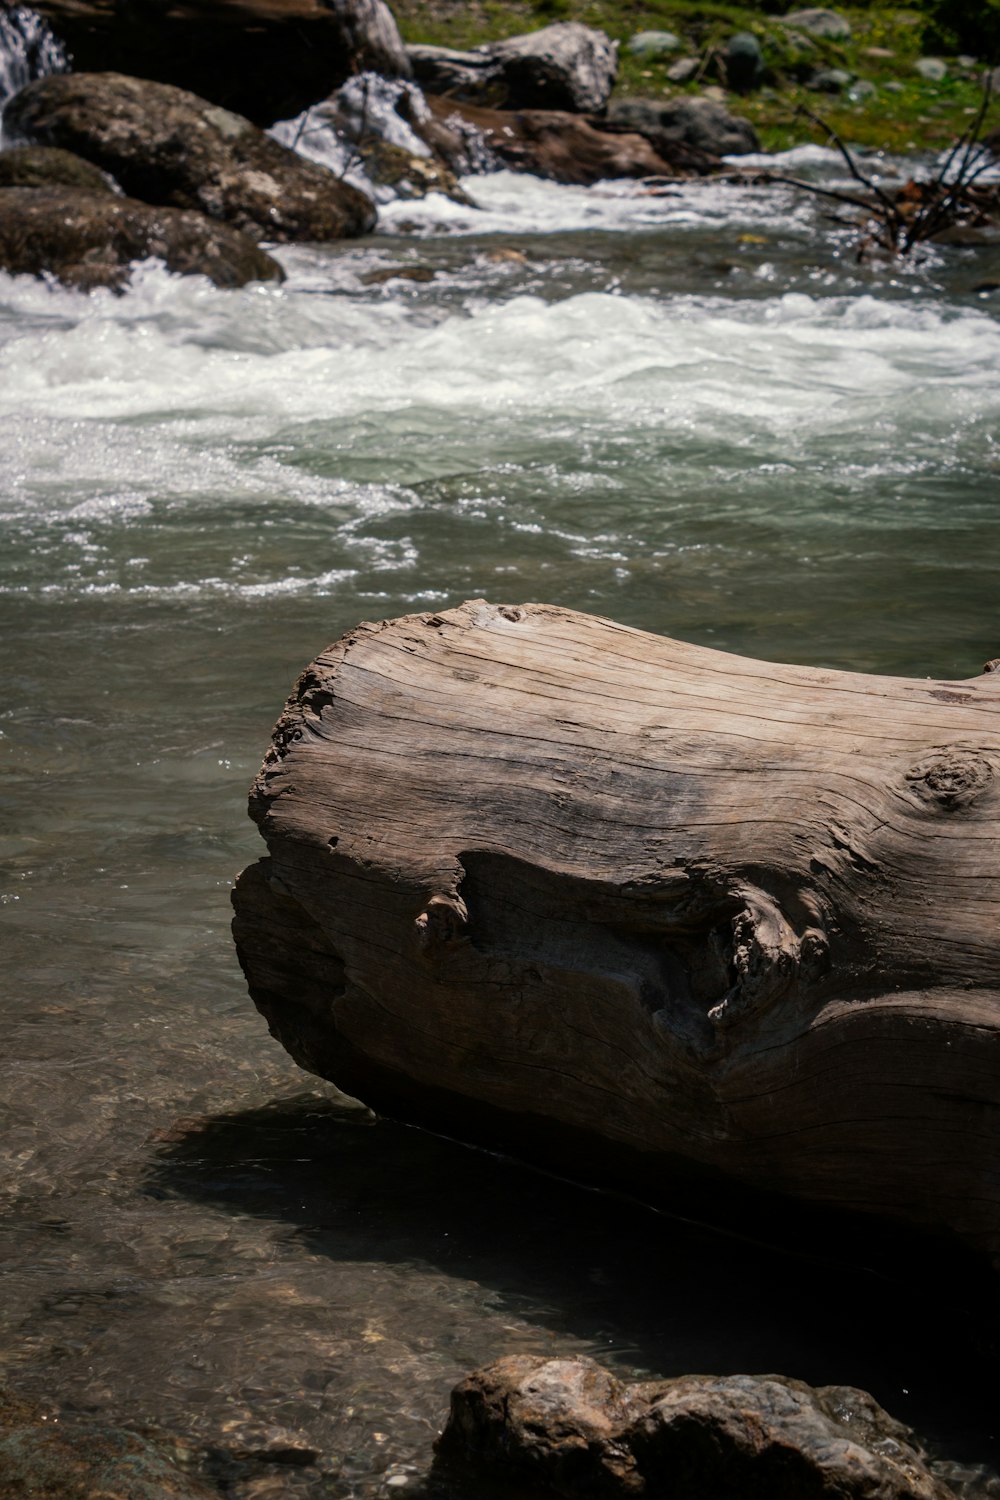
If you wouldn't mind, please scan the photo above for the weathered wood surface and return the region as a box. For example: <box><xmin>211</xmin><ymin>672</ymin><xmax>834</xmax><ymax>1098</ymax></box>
<box><xmin>233</xmin><ymin>600</ymin><xmax>1000</xmax><ymax>1267</ymax></box>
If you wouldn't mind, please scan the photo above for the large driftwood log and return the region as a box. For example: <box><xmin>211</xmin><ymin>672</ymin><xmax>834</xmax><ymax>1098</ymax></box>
<box><xmin>233</xmin><ymin>601</ymin><xmax>1000</xmax><ymax>1268</ymax></box>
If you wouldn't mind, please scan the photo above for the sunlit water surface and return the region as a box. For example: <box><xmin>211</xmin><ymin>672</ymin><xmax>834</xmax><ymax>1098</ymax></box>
<box><xmin>2</xmin><ymin>158</ymin><xmax>1000</xmax><ymax>1497</ymax></box>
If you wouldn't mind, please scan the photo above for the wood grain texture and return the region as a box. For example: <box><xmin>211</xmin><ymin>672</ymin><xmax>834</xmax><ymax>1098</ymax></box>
<box><xmin>232</xmin><ymin>600</ymin><xmax>1000</xmax><ymax>1265</ymax></box>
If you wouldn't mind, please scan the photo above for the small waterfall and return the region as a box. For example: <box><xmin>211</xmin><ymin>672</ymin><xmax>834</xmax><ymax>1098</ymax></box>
<box><xmin>0</xmin><ymin>4</ymin><xmax>69</xmax><ymax>136</ymax></box>
<box><xmin>270</xmin><ymin>72</ymin><xmax>435</xmax><ymax>204</ymax></box>
<box><xmin>271</xmin><ymin>71</ymin><xmax>497</xmax><ymax>204</ymax></box>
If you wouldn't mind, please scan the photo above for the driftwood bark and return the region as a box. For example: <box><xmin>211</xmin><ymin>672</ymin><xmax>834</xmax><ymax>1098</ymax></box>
<box><xmin>232</xmin><ymin>600</ymin><xmax>1000</xmax><ymax>1269</ymax></box>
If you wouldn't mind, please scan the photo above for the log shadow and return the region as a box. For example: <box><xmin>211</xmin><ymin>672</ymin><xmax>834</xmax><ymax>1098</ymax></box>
<box><xmin>146</xmin><ymin>1090</ymin><xmax>999</xmax><ymax>1477</ymax></box>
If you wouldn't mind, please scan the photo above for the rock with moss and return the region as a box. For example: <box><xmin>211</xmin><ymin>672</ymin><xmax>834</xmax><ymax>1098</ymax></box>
<box><xmin>0</xmin><ymin>186</ymin><xmax>285</xmax><ymax>290</ymax></box>
<box><xmin>0</xmin><ymin>144</ymin><xmax>117</xmax><ymax>192</ymax></box>
<box><xmin>4</xmin><ymin>72</ymin><xmax>377</xmax><ymax>242</ymax></box>
<box><xmin>436</xmin><ymin>1356</ymin><xmax>958</xmax><ymax>1500</ymax></box>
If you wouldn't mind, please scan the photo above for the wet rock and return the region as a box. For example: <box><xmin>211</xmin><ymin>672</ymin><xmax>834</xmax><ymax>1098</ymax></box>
<box><xmin>356</xmin><ymin>138</ymin><xmax>472</xmax><ymax>200</ymax></box>
<box><xmin>626</xmin><ymin>30</ymin><xmax>683</xmax><ymax>59</ymax></box>
<box><xmin>408</xmin><ymin>23</ymin><xmax>617</xmax><ymax>114</ymax></box>
<box><xmin>4</xmin><ymin>72</ymin><xmax>377</xmax><ymax>242</ymax></box>
<box><xmin>781</xmin><ymin>8</ymin><xmax>852</xmax><ymax>41</ymax></box>
<box><xmin>0</xmin><ymin>143</ymin><xmax>115</xmax><ymax>192</ymax></box>
<box><xmin>361</xmin><ymin>265</ymin><xmax>436</xmax><ymax>284</ymax></box>
<box><xmin>724</xmin><ymin>32</ymin><xmax>766</xmax><ymax>92</ymax></box>
<box><xmin>426</xmin><ymin>96</ymin><xmax>715</xmax><ymax>183</ymax></box>
<box><xmin>437</xmin><ymin>1356</ymin><xmax>958</xmax><ymax>1500</ymax></box>
<box><xmin>0</xmin><ymin>1387</ymin><xmax>217</xmax><ymax>1498</ymax></box>
<box><xmin>0</xmin><ymin>186</ymin><xmax>285</xmax><ymax>290</ymax></box>
<box><xmin>603</xmin><ymin>96</ymin><xmax>759</xmax><ymax>158</ymax></box>
<box><xmin>316</xmin><ymin>75</ymin><xmax>474</xmax><ymax>202</ymax></box>
<box><xmin>27</xmin><ymin>0</ymin><xmax>409</xmax><ymax>125</ymax></box>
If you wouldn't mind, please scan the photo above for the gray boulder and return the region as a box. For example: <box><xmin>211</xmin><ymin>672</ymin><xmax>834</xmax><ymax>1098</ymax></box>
<box><xmin>405</xmin><ymin>44</ymin><xmax>502</xmax><ymax>102</ymax></box>
<box><xmin>666</xmin><ymin>56</ymin><xmax>702</xmax><ymax>83</ymax></box>
<box><xmin>4</xmin><ymin>72</ymin><xmax>377</xmax><ymax>242</ymax></box>
<box><xmin>781</xmin><ymin>8</ymin><xmax>852</xmax><ymax>40</ymax></box>
<box><xmin>627</xmin><ymin>30</ymin><xmax>683</xmax><ymax>59</ymax></box>
<box><xmin>487</xmin><ymin>22</ymin><xmax>618</xmax><ymax>113</ymax></box>
<box><xmin>0</xmin><ymin>186</ymin><xmax>285</xmax><ymax>290</ymax></box>
<box><xmin>408</xmin><ymin>23</ymin><xmax>617</xmax><ymax>114</ymax></box>
<box><xmin>437</xmin><ymin>1356</ymin><xmax>958</xmax><ymax>1500</ymax></box>
<box><xmin>604</xmin><ymin>95</ymin><xmax>759</xmax><ymax>156</ymax></box>
<box><xmin>809</xmin><ymin>67</ymin><xmax>853</xmax><ymax>93</ymax></box>
<box><xmin>915</xmin><ymin>56</ymin><xmax>948</xmax><ymax>81</ymax></box>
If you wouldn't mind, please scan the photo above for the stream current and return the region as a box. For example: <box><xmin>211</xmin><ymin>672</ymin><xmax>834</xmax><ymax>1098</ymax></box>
<box><xmin>2</xmin><ymin>150</ymin><xmax>1000</xmax><ymax>1497</ymax></box>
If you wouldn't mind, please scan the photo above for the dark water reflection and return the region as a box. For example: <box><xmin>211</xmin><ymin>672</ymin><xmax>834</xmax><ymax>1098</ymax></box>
<box><xmin>148</xmin><ymin>1094</ymin><xmax>1000</xmax><ymax>1491</ymax></box>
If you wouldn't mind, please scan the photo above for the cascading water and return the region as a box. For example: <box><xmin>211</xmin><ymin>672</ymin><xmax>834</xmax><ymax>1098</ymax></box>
<box><xmin>0</xmin><ymin>3</ymin><xmax>68</xmax><ymax>125</ymax></box>
<box><xmin>270</xmin><ymin>70</ymin><xmax>495</xmax><ymax>203</ymax></box>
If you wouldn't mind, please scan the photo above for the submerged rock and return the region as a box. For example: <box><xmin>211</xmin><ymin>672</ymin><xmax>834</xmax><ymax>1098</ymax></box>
<box><xmin>408</xmin><ymin>22</ymin><xmax>617</xmax><ymax>114</ymax></box>
<box><xmin>0</xmin><ymin>186</ymin><xmax>285</xmax><ymax>289</ymax></box>
<box><xmin>0</xmin><ymin>142</ymin><xmax>115</xmax><ymax>191</ymax></box>
<box><xmin>0</xmin><ymin>1387</ymin><xmax>217</xmax><ymax>1499</ymax></box>
<box><xmin>4</xmin><ymin>72</ymin><xmax>377</xmax><ymax>242</ymax></box>
<box><xmin>603</xmin><ymin>96</ymin><xmax>759</xmax><ymax>158</ymax></box>
<box><xmin>437</xmin><ymin>1356</ymin><xmax>958</xmax><ymax>1500</ymax></box>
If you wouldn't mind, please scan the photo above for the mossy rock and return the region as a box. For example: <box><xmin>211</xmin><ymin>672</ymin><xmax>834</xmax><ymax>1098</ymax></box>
<box><xmin>0</xmin><ymin>186</ymin><xmax>285</xmax><ymax>290</ymax></box>
<box><xmin>0</xmin><ymin>144</ymin><xmax>118</xmax><ymax>192</ymax></box>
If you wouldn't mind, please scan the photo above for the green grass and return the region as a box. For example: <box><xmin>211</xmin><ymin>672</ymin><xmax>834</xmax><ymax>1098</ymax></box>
<box><xmin>394</xmin><ymin>0</ymin><xmax>1000</xmax><ymax>154</ymax></box>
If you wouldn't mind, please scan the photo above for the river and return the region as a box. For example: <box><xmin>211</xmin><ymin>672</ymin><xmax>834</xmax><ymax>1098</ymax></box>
<box><xmin>1</xmin><ymin>106</ymin><xmax>999</xmax><ymax>1498</ymax></box>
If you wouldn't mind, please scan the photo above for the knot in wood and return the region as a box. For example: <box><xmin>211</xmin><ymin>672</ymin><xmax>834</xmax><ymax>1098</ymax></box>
<box><xmin>415</xmin><ymin>894</ymin><xmax>470</xmax><ymax>952</ymax></box>
<box><xmin>905</xmin><ymin>747</ymin><xmax>994</xmax><ymax>812</ymax></box>
<box><xmin>982</xmin><ymin>657</ymin><xmax>1000</xmax><ymax>674</ymax></box>
<box><xmin>498</xmin><ymin>605</ymin><xmax>525</xmax><ymax>623</ymax></box>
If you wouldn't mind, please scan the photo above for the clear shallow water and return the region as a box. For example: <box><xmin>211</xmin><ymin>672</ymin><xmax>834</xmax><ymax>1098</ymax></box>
<box><xmin>1</xmin><ymin>162</ymin><xmax>1000</xmax><ymax>1497</ymax></box>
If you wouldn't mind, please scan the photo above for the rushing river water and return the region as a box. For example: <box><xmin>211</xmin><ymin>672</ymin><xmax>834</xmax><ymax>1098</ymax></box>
<box><xmin>2</xmin><ymin>143</ymin><xmax>1000</xmax><ymax>1497</ymax></box>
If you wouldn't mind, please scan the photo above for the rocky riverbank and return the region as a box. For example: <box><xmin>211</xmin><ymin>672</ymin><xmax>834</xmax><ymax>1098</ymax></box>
<box><xmin>1</xmin><ymin>0</ymin><xmax>997</xmax><ymax>289</ymax></box>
